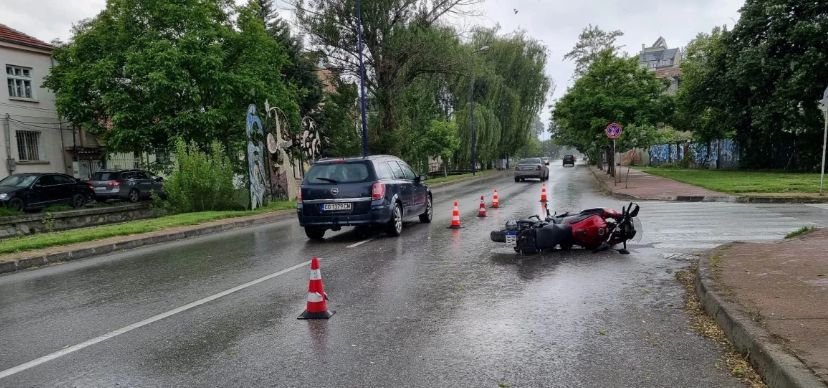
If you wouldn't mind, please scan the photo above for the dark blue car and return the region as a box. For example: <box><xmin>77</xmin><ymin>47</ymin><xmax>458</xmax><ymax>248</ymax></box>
<box><xmin>297</xmin><ymin>155</ymin><xmax>432</xmax><ymax>240</ymax></box>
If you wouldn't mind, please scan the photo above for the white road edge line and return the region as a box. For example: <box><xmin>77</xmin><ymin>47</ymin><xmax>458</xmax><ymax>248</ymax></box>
<box><xmin>0</xmin><ymin>260</ymin><xmax>311</xmax><ymax>380</ymax></box>
<box><xmin>346</xmin><ymin>238</ymin><xmax>375</xmax><ymax>248</ymax></box>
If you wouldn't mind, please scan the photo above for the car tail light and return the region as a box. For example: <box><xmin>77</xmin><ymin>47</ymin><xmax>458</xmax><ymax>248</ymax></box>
<box><xmin>371</xmin><ymin>181</ymin><xmax>385</xmax><ymax>200</ymax></box>
<box><xmin>108</xmin><ymin>180</ymin><xmax>120</xmax><ymax>188</ymax></box>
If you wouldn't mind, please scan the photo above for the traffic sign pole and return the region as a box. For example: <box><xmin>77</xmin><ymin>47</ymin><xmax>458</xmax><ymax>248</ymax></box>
<box><xmin>820</xmin><ymin>86</ymin><xmax>828</xmax><ymax>195</ymax></box>
<box><xmin>821</xmin><ymin>107</ymin><xmax>826</xmax><ymax>195</ymax></box>
<box><xmin>605</xmin><ymin>123</ymin><xmax>623</xmax><ymax>179</ymax></box>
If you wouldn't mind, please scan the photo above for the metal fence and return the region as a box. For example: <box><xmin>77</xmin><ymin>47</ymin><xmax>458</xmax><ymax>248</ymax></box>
<box><xmin>648</xmin><ymin>139</ymin><xmax>739</xmax><ymax>169</ymax></box>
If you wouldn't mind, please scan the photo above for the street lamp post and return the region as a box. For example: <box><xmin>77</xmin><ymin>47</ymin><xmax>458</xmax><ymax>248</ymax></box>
<box><xmin>468</xmin><ymin>74</ymin><xmax>477</xmax><ymax>175</ymax></box>
<box><xmin>469</xmin><ymin>45</ymin><xmax>489</xmax><ymax>176</ymax></box>
<box><xmin>356</xmin><ymin>0</ymin><xmax>369</xmax><ymax>157</ymax></box>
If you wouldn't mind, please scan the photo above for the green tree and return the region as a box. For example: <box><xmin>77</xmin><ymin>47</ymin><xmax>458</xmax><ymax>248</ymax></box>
<box><xmin>45</xmin><ymin>0</ymin><xmax>299</xmax><ymax>158</ymax></box>
<box><xmin>673</xmin><ymin>27</ymin><xmax>733</xmax><ymax>142</ymax></box>
<box><xmin>317</xmin><ymin>78</ymin><xmax>361</xmax><ymax>157</ymax></box>
<box><xmin>254</xmin><ymin>0</ymin><xmax>322</xmax><ymax>117</ymax></box>
<box><xmin>552</xmin><ymin>50</ymin><xmax>668</xmax><ymax>167</ymax></box>
<box><xmin>722</xmin><ymin>0</ymin><xmax>828</xmax><ymax>170</ymax></box>
<box><xmin>294</xmin><ymin>0</ymin><xmax>478</xmax><ymax>154</ymax></box>
<box><xmin>564</xmin><ymin>24</ymin><xmax>624</xmax><ymax>77</ymax></box>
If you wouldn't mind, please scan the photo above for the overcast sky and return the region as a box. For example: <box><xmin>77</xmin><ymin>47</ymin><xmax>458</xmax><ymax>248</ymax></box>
<box><xmin>1</xmin><ymin>0</ymin><xmax>743</xmax><ymax>131</ymax></box>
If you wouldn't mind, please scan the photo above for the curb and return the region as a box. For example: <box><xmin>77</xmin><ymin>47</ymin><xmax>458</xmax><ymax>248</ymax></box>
<box><xmin>0</xmin><ymin>210</ymin><xmax>295</xmax><ymax>276</ymax></box>
<box><xmin>695</xmin><ymin>251</ymin><xmax>826</xmax><ymax>388</ymax></box>
<box><xmin>588</xmin><ymin>167</ymin><xmax>828</xmax><ymax>203</ymax></box>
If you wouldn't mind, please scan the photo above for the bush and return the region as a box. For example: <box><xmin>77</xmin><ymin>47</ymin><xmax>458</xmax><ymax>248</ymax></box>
<box><xmin>163</xmin><ymin>139</ymin><xmax>240</xmax><ymax>212</ymax></box>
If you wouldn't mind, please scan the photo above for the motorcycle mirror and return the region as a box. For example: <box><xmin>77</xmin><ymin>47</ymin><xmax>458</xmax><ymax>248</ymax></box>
<box><xmin>629</xmin><ymin>204</ymin><xmax>640</xmax><ymax>217</ymax></box>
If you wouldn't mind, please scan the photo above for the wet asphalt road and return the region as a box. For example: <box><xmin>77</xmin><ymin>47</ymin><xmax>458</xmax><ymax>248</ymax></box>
<box><xmin>1</xmin><ymin>163</ymin><xmax>826</xmax><ymax>387</ymax></box>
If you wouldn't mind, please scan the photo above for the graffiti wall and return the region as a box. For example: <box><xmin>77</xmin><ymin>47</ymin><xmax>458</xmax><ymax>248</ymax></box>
<box><xmin>648</xmin><ymin>139</ymin><xmax>739</xmax><ymax>169</ymax></box>
<box><xmin>245</xmin><ymin>105</ymin><xmax>267</xmax><ymax>209</ymax></box>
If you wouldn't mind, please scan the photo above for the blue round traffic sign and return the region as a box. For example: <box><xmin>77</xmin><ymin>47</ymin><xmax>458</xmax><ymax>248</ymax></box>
<box><xmin>605</xmin><ymin>122</ymin><xmax>623</xmax><ymax>139</ymax></box>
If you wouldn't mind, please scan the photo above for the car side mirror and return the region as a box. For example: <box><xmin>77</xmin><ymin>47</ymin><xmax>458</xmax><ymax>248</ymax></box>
<box><xmin>154</xmin><ymin>177</ymin><xmax>164</xmax><ymax>182</ymax></box>
<box><xmin>545</xmin><ymin>162</ymin><xmax>550</xmax><ymax>166</ymax></box>
<box><xmin>415</xmin><ymin>175</ymin><xmax>426</xmax><ymax>183</ymax></box>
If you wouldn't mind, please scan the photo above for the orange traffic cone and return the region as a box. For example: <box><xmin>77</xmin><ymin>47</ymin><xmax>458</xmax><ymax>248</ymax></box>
<box><xmin>491</xmin><ymin>189</ymin><xmax>500</xmax><ymax>208</ymax></box>
<box><xmin>298</xmin><ymin>257</ymin><xmax>334</xmax><ymax>319</ymax></box>
<box><xmin>540</xmin><ymin>183</ymin><xmax>548</xmax><ymax>202</ymax></box>
<box><xmin>477</xmin><ymin>196</ymin><xmax>487</xmax><ymax>217</ymax></box>
<box><xmin>449</xmin><ymin>201</ymin><xmax>462</xmax><ymax>229</ymax></box>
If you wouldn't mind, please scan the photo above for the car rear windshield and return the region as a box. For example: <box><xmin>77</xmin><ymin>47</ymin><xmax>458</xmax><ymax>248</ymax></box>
<box><xmin>518</xmin><ymin>158</ymin><xmax>541</xmax><ymax>164</ymax></box>
<box><xmin>305</xmin><ymin>162</ymin><xmax>372</xmax><ymax>184</ymax></box>
<box><xmin>92</xmin><ymin>172</ymin><xmax>120</xmax><ymax>181</ymax></box>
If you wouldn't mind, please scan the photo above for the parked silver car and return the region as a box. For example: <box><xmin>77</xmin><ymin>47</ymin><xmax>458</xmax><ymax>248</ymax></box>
<box><xmin>88</xmin><ymin>169</ymin><xmax>164</xmax><ymax>202</ymax></box>
<box><xmin>514</xmin><ymin>157</ymin><xmax>549</xmax><ymax>182</ymax></box>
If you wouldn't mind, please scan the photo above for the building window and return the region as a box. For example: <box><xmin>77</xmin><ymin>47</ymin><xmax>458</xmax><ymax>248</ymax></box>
<box><xmin>16</xmin><ymin>130</ymin><xmax>41</xmax><ymax>161</ymax></box>
<box><xmin>6</xmin><ymin>65</ymin><xmax>33</xmax><ymax>99</ymax></box>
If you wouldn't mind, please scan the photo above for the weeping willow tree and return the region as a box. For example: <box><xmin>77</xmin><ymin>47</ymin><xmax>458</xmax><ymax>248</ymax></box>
<box><xmin>453</xmin><ymin>27</ymin><xmax>551</xmax><ymax>168</ymax></box>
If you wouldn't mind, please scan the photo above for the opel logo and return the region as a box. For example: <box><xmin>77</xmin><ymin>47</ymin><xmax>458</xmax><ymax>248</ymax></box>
<box><xmin>331</xmin><ymin>187</ymin><xmax>339</xmax><ymax>196</ymax></box>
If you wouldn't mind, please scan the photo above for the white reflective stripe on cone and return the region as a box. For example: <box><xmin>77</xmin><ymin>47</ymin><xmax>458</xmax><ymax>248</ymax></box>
<box><xmin>309</xmin><ymin>269</ymin><xmax>321</xmax><ymax>280</ymax></box>
<box><xmin>307</xmin><ymin>292</ymin><xmax>324</xmax><ymax>303</ymax></box>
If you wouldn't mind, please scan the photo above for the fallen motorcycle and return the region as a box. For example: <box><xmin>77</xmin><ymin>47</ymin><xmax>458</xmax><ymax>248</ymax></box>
<box><xmin>490</xmin><ymin>202</ymin><xmax>642</xmax><ymax>255</ymax></box>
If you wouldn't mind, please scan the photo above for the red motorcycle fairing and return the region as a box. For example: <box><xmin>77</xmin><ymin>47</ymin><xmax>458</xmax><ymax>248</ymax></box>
<box><xmin>567</xmin><ymin>214</ymin><xmax>608</xmax><ymax>249</ymax></box>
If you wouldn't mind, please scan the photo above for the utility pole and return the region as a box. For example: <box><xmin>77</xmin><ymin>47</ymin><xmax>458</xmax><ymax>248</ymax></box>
<box><xmin>819</xmin><ymin>86</ymin><xmax>828</xmax><ymax>195</ymax></box>
<box><xmin>356</xmin><ymin>0</ymin><xmax>369</xmax><ymax>157</ymax></box>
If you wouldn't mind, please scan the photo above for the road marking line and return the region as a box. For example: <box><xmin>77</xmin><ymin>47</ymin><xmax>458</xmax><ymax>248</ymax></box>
<box><xmin>0</xmin><ymin>260</ymin><xmax>311</xmax><ymax>380</ymax></box>
<box><xmin>346</xmin><ymin>238</ymin><xmax>375</xmax><ymax>248</ymax></box>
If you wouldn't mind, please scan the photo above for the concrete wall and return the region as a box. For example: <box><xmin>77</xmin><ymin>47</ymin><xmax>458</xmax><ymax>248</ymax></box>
<box><xmin>0</xmin><ymin>40</ymin><xmax>70</xmax><ymax>178</ymax></box>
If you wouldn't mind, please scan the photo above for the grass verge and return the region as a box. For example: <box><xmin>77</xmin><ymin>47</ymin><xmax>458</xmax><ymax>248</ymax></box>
<box><xmin>639</xmin><ymin>167</ymin><xmax>822</xmax><ymax>194</ymax></box>
<box><xmin>785</xmin><ymin>226</ymin><xmax>816</xmax><ymax>239</ymax></box>
<box><xmin>0</xmin><ymin>200</ymin><xmax>295</xmax><ymax>256</ymax></box>
<box><xmin>427</xmin><ymin>169</ymin><xmax>499</xmax><ymax>187</ymax></box>
<box><xmin>676</xmin><ymin>262</ymin><xmax>766</xmax><ymax>388</ymax></box>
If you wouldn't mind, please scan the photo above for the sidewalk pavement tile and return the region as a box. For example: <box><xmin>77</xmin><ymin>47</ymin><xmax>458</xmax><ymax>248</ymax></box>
<box><xmin>718</xmin><ymin>229</ymin><xmax>828</xmax><ymax>383</ymax></box>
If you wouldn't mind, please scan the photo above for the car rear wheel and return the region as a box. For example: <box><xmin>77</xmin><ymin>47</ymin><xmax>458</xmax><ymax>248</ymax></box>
<box><xmin>419</xmin><ymin>196</ymin><xmax>432</xmax><ymax>223</ymax></box>
<box><xmin>305</xmin><ymin>227</ymin><xmax>326</xmax><ymax>240</ymax></box>
<box><xmin>71</xmin><ymin>194</ymin><xmax>86</xmax><ymax>209</ymax></box>
<box><xmin>386</xmin><ymin>203</ymin><xmax>403</xmax><ymax>236</ymax></box>
<box><xmin>128</xmin><ymin>189</ymin><xmax>140</xmax><ymax>203</ymax></box>
<box><xmin>514</xmin><ymin>177</ymin><xmax>520</xmax><ymax>182</ymax></box>
<box><xmin>7</xmin><ymin>198</ymin><xmax>24</xmax><ymax>211</ymax></box>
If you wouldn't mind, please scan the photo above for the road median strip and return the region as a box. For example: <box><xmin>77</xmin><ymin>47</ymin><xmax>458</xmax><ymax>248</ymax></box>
<box><xmin>0</xmin><ymin>202</ymin><xmax>296</xmax><ymax>275</ymax></box>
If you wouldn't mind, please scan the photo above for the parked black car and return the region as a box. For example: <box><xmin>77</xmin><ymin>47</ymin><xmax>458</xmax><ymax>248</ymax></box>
<box><xmin>297</xmin><ymin>155</ymin><xmax>432</xmax><ymax>240</ymax></box>
<box><xmin>563</xmin><ymin>154</ymin><xmax>576</xmax><ymax>167</ymax></box>
<box><xmin>0</xmin><ymin>173</ymin><xmax>93</xmax><ymax>211</ymax></box>
<box><xmin>88</xmin><ymin>169</ymin><xmax>164</xmax><ymax>202</ymax></box>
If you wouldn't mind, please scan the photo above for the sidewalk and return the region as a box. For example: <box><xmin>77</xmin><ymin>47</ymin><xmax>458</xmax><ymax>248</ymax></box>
<box><xmin>697</xmin><ymin>229</ymin><xmax>828</xmax><ymax>387</ymax></box>
<box><xmin>589</xmin><ymin>165</ymin><xmax>733</xmax><ymax>201</ymax></box>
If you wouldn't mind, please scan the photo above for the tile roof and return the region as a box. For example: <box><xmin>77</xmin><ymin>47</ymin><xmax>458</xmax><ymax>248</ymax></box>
<box><xmin>0</xmin><ymin>23</ymin><xmax>53</xmax><ymax>51</ymax></box>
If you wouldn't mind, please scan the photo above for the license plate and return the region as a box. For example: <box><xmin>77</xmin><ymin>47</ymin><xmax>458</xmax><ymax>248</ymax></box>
<box><xmin>506</xmin><ymin>231</ymin><xmax>517</xmax><ymax>246</ymax></box>
<box><xmin>94</xmin><ymin>187</ymin><xmax>107</xmax><ymax>191</ymax></box>
<box><xmin>321</xmin><ymin>203</ymin><xmax>352</xmax><ymax>212</ymax></box>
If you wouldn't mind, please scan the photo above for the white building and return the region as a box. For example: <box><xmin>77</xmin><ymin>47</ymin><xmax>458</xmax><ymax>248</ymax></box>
<box><xmin>0</xmin><ymin>23</ymin><xmax>107</xmax><ymax>179</ymax></box>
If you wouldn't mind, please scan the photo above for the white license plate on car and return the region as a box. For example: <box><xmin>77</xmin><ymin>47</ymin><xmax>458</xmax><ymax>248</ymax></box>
<box><xmin>94</xmin><ymin>187</ymin><xmax>107</xmax><ymax>191</ymax></box>
<box><xmin>506</xmin><ymin>231</ymin><xmax>517</xmax><ymax>246</ymax></box>
<box><xmin>321</xmin><ymin>203</ymin><xmax>352</xmax><ymax>212</ymax></box>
